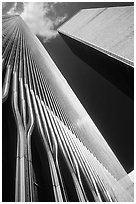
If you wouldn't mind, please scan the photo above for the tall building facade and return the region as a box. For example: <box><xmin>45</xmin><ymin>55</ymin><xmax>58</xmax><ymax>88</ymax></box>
<box><xmin>58</xmin><ymin>6</ymin><xmax>134</xmax><ymax>99</ymax></box>
<box><xmin>2</xmin><ymin>15</ymin><xmax>133</xmax><ymax>202</ymax></box>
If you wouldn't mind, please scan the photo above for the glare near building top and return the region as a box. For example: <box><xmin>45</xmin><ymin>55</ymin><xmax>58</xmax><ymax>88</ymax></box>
<box><xmin>58</xmin><ymin>6</ymin><xmax>134</xmax><ymax>65</ymax></box>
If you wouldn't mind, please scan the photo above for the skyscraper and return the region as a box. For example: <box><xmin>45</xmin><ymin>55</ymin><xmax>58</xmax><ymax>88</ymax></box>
<box><xmin>2</xmin><ymin>14</ymin><xmax>133</xmax><ymax>202</ymax></box>
<box><xmin>58</xmin><ymin>6</ymin><xmax>134</xmax><ymax>99</ymax></box>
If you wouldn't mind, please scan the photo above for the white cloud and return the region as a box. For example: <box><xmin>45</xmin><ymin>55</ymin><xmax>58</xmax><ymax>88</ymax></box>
<box><xmin>7</xmin><ymin>2</ymin><xmax>18</xmax><ymax>15</ymax></box>
<box><xmin>21</xmin><ymin>2</ymin><xmax>68</xmax><ymax>42</ymax></box>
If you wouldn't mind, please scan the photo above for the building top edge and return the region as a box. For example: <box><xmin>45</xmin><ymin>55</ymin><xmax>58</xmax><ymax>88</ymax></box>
<box><xmin>81</xmin><ymin>5</ymin><xmax>134</xmax><ymax>11</ymax></box>
<box><xmin>58</xmin><ymin>30</ymin><xmax>134</xmax><ymax>67</ymax></box>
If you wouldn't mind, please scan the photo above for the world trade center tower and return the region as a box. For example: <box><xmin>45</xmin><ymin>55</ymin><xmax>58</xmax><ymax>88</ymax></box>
<box><xmin>2</xmin><ymin>14</ymin><xmax>133</xmax><ymax>202</ymax></box>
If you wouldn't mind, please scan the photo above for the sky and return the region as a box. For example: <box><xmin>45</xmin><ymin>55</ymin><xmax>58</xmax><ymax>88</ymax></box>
<box><xmin>2</xmin><ymin>2</ymin><xmax>134</xmax><ymax>173</ymax></box>
<box><xmin>2</xmin><ymin>2</ymin><xmax>134</xmax><ymax>42</ymax></box>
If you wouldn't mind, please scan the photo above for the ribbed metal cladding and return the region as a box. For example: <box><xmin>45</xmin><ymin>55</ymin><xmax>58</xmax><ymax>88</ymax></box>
<box><xmin>2</xmin><ymin>15</ymin><xmax>133</xmax><ymax>202</ymax></box>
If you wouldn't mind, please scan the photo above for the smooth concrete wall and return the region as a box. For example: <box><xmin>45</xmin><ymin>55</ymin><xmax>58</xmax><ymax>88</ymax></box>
<box><xmin>18</xmin><ymin>16</ymin><xmax>130</xmax><ymax>181</ymax></box>
<box><xmin>58</xmin><ymin>6</ymin><xmax>134</xmax><ymax>65</ymax></box>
